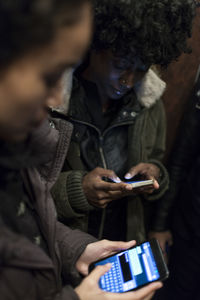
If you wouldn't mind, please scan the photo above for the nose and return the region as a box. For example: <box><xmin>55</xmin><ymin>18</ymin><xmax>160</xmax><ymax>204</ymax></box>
<box><xmin>119</xmin><ymin>70</ymin><xmax>135</xmax><ymax>89</ymax></box>
<box><xmin>46</xmin><ymin>79</ymin><xmax>64</xmax><ymax>109</ymax></box>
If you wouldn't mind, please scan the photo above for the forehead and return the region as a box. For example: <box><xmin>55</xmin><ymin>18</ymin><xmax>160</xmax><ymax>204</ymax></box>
<box><xmin>103</xmin><ymin>49</ymin><xmax>146</xmax><ymax>67</ymax></box>
<box><xmin>40</xmin><ymin>27</ymin><xmax>86</xmax><ymax>70</ymax></box>
<box><xmin>112</xmin><ymin>54</ymin><xmax>150</xmax><ymax>72</ymax></box>
<box><xmin>27</xmin><ymin>3</ymin><xmax>92</xmax><ymax>73</ymax></box>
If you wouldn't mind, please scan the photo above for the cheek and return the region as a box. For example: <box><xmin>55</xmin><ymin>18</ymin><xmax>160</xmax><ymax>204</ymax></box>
<box><xmin>108</xmin><ymin>71</ymin><xmax>121</xmax><ymax>82</ymax></box>
<box><xmin>0</xmin><ymin>72</ymin><xmax>48</xmax><ymax>125</ymax></box>
<box><xmin>13</xmin><ymin>74</ymin><xmax>47</xmax><ymax>102</ymax></box>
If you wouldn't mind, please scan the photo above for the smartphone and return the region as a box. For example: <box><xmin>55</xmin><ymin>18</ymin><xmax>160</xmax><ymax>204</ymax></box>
<box><xmin>89</xmin><ymin>239</ymin><xmax>169</xmax><ymax>293</ymax></box>
<box><xmin>124</xmin><ymin>179</ymin><xmax>154</xmax><ymax>189</ymax></box>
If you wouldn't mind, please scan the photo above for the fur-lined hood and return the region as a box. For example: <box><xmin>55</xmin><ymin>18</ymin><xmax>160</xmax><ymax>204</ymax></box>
<box><xmin>136</xmin><ymin>69</ymin><xmax>166</xmax><ymax>108</ymax></box>
<box><xmin>56</xmin><ymin>68</ymin><xmax>166</xmax><ymax>114</ymax></box>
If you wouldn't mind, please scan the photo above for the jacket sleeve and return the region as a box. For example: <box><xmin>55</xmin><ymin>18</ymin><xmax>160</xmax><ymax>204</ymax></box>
<box><xmin>0</xmin><ymin>226</ymin><xmax>85</xmax><ymax>300</ymax></box>
<box><xmin>151</xmin><ymin>83</ymin><xmax>200</xmax><ymax>231</ymax></box>
<box><xmin>56</xmin><ymin>221</ymin><xmax>96</xmax><ymax>285</ymax></box>
<box><xmin>52</xmin><ymin>170</ymin><xmax>93</xmax><ymax>221</ymax></box>
<box><xmin>145</xmin><ymin>100</ymin><xmax>169</xmax><ymax>201</ymax></box>
<box><xmin>1</xmin><ymin>278</ymin><xmax>80</xmax><ymax>300</ymax></box>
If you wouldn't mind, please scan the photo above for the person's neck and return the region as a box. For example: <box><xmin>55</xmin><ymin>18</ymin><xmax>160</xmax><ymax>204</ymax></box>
<box><xmin>81</xmin><ymin>67</ymin><xmax>110</xmax><ymax>112</ymax></box>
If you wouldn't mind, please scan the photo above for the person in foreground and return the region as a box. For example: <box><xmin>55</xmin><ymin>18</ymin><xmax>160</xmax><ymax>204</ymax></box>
<box><xmin>0</xmin><ymin>0</ymin><xmax>162</xmax><ymax>300</ymax></box>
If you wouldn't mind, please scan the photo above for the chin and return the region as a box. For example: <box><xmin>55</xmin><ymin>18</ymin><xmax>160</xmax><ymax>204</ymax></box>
<box><xmin>110</xmin><ymin>94</ymin><xmax>123</xmax><ymax>100</ymax></box>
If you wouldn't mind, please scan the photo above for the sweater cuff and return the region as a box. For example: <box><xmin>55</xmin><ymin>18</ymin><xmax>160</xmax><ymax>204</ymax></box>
<box><xmin>66</xmin><ymin>171</ymin><xmax>93</xmax><ymax>213</ymax></box>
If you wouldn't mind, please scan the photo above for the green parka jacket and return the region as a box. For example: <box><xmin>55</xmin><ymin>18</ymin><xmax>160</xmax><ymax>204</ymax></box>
<box><xmin>52</xmin><ymin>69</ymin><xmax>169</xmax><ymax>243</ymax></box>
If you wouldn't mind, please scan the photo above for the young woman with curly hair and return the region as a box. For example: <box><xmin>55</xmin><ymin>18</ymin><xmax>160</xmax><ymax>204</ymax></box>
<box><xmin>52</xmin><ymin>0</ymin><xmax>195</xmax><ymax>256</ymax></box>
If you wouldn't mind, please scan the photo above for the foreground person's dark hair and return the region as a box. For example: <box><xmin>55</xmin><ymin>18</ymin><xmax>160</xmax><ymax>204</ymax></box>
<box><xmin>92</xmin><ymin>0</ymin><xmax>195</xmax><ymax>66</ymax></box>
<box><xmin>0</xmin><ymin>0</ymin><xmax>91</xmax><ymax>67</ymax></box>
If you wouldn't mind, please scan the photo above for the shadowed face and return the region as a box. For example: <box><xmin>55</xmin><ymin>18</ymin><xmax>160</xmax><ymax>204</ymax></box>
<box><xmin>0</xmin><ymin>2</ymin><xmax>92</xmax><ymax>141</ymax></box>
<box><xmin>89</xmin><ymin>50</ymin><xmax>150</xmax><ymax>100</ymax></box>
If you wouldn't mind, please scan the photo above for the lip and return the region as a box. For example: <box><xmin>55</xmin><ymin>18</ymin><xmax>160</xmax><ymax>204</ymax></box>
<box><xmin>111</xmin><ymin>86</ymin><xmax>126</xmax><ymax>96</ymax></box>
<box><xmin>115</xmin><ymin>89</ymin><xmax>123</xmax><ymax>95</ymax></box>
<box><xmin>110</xmin><ymin>84</ymin><xmax>131</xmax><ymax>96</ymax></box>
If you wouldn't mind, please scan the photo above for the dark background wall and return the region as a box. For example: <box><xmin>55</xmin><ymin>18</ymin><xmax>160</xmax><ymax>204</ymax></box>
<box><xmin>161</xmin><ymin>8</ymin><xmax>200</xmax><ymax>161</ymax></box>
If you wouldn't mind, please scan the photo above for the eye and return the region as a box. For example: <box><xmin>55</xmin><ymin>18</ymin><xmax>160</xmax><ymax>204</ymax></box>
<box><xmin>42</xmin><ymin>70</ymin><xmax>63</xmax><ymax>88</ymax></box>
<box><xmin>112</xmin><ymin>59</ymin><xmax>130</xmax><ymax>71</ymax></box>
<box><xmin>136</xmin><ymin>64</ymin><xmax>150</xmax><ymax>73</ymax></box>
<box><xmin>113</xmin><ymin>63</ymin><xmax>125</xmax><ymax>71</ymax></box>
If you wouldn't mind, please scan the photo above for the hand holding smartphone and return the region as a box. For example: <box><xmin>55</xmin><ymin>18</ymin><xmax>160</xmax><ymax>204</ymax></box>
<box><xmin>89</xmin><ymin>239</ymin><xmax>169</xmax><ymax>293</ymax></box>
<box><xmin>124</xmin><ymin>179</ymin><xmax>154</xmax><ymax>189</ymax></box>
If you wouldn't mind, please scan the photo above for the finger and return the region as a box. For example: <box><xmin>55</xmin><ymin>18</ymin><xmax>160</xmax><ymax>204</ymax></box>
<box><xmin>97</xmin><ymin>190</ymin><xmax>128</xmax><ymax>201</ymax></box>
<box><xmin>159</xmin><ymin>241</ymin><xmax>167</xmax><ymax>253</ymax></box>
<box><xmin>93</xmin><ymin>201</ymin><xmax>109</xmax><ymax>209</ymax></box>
<box><xmin>115</xmin><ymin>282</ymin><xmax>162</xmax><ymax>300</ymax></box>
<box><xmin>96</xmin><ymin>181</ymin><xmax>132</xmax><ymax>192</ymax></box>
<box><xmin>153</xmin><ymin>180</ymin><xmax>159</xmax><ymax>189</ymax></box>
<box><xmin>144</xmin><ymin>188</ymin><xmax>155</xmax><ymax>194</ymax></box>
<box><xmin>96</xmin><ymin>191</ymin><xmax>111</xmax><ymax>200</ymax></box>
<box><xmin>90</xmin><ymin>264</ymin><xmax>112</xmax><ymax>282</ymax></box>
<box><xmin>144</xmin><ymin>291</ymin><xmax>156</xmax><ymax>300</ymax></box>
<box><xmin>135</xmin><ymin>178</ymin><xmax>159</xmax><ymax>191</ymax></box>
<box><xmin>103</xmin><ymin>240</ymin><xmax>137</xmax><ymax>252</ymax></box>
<box><xmin>143</xmin><ymin>177</ymin><xmax>159</xmax><ymax>189</ymax></box>
<box><xmin>98</xmin><ymin>198</ymin><xmax>114</xmax><ymax>208</ymax></box>
<box><xmin>108</xmin><ymin>190</ymin><xmax>128</xmax><ymax>199</ymax></box>
<box><xmin>133</xmin><ymin>186</ymin><xmax>153</xmax><ymax>193</ymax></box>
<box><xmin>95</xmin><ymin>168</ymin><xmax>121</xmax><ymax>183</ymax></box>
<box><xmin>124</xmin><ymin>163</ymin><xmax>145</xmax><ymax>179</ymax></box>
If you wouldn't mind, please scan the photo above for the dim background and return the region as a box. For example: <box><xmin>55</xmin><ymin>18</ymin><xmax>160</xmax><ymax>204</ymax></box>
<box><xmin>162</xmin><ymin>7</ymin><xmax>200</xmax><ymax>161</ymax></box>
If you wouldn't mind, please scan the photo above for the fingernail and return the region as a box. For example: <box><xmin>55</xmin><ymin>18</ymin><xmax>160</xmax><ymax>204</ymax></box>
<box><xmin>113</xmin><ymin>177</ymin><xmax>121</xmax><ymax>183</ymax></box>
<box><xmin>157</xmin><ymin>282</ymin><xmax>163</xmax><ymax>288</ymax></box>
<box><xmin>106</xmin><ymin>263</ymin><xmax>112</xmax><ymax>269</ymax></box>
<box><xmin>125</xmin><ymin>173</ymin><xmax>132</xmax><ymax>179</ymax></box>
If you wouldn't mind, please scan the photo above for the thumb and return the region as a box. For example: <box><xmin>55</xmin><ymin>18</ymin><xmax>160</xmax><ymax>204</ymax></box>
<box><xmin>125</xmin><ymin>165</ymin><xmax>142</xmax><ymax>179</ymax></box>
<box><xmin>105</xmin><ymin>240</ymin><xmax>136</xmax><ymax>252</ymax></box>
<box><xmin>90</xmin><ymin>264</ymin><xmax>112</xmax><ymax>282</ymax></box>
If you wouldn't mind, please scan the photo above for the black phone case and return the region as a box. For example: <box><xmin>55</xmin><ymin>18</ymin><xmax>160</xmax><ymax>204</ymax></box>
<box><xmin>89</xmin><ymin>239</ymin><xmax>169</xmax><ymax>292</ymax></box>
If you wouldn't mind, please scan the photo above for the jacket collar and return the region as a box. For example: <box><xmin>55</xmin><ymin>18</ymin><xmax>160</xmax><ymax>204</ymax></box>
<box><xmin>136</xmin><ymin>69</ymin><xmax>166</xmax><ymax>108</ymax></box>
<box><xmin>0</xmin><ymin>119</ymin><xmax>56</xmax><ymax>172</ymax></box>
<box><xmin>55</xmin><ymin>68</ymin><xmax>166</xmax><ymax>115</ymax></box>
<box><xmin>0</xmin><ymin>118</ymin><xmax>73</xmax><ymax>188</ymax></box>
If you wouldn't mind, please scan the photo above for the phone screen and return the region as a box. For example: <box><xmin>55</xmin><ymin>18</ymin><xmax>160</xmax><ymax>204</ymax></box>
<box><xmin>94</xmin><ymin>242</ymin><xmax>160</xmax><ymax>293</ymax></box>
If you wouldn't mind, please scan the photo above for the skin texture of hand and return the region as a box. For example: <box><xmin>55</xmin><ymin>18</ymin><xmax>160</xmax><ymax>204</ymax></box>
<box><xmin>76</xmin><ymin>240</ymin><xmax>136</xmax><ymax>276</ymax></box>
<box><xmin>82</xmin><ymin>167</ymin><xmax>133</xmax><ymax>208</ymax></box>
<box><xmin>124</xmin><ymin>163</ymin><xmax>160</xmax><ymax>194</ymax></box>
<box><xmin>75</xmin><ymin>263</ymin><xmax>163</xmax><ymax>300</ymax></box>
<box><xmin>148</xmin><ymin>231</ymin><xmax>173</xmax><ymax>264</ymax></box>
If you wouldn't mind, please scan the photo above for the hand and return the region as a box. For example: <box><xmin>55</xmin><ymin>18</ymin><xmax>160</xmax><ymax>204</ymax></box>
<box><xmin>82</xmin><ymin>167</ymin><xmax>132</xmax><ymax>208</ymax></box>
<box><xmin>148</xmin><ymin>231</ymin><xmax>173</xmax><ymax>263</ymax></box>
<box><xmin>124</xmin><ymin>163</ymin><xmax>160</xmax><ymax>194</ymax></box>
<box><xmin>76</xmin><ymin>240</ymin><xmax>136</xmax><ymax>276</ymax></box>
<box><xmin>75</xmin><ymin>263</ymin><xmax>162</xmax><ymax>300</ymax></box>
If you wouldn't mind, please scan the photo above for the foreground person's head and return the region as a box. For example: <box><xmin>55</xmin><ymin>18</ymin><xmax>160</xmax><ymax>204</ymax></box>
<box><xmin>0</xmin><ymin>0</ymin><xmax>92</xmax><ymax>142</ymax></box>
<box><xmin>87</xmin><ymin>0</ymin><xmax>195</xmax><ymax>100</ymax></box>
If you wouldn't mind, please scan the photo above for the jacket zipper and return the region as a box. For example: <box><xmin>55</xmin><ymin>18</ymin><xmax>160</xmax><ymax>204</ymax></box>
<box><xmin>70</xmin><ymin>117</ymin><xmax>135</xmax><ymax>239</ymax></box>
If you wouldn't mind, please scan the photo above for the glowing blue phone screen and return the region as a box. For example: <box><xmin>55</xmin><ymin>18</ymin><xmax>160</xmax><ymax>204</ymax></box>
<box><xmin>94</xmin><ymin>242</ymin><xmax>160</xmax><ymax>293</ymax></box>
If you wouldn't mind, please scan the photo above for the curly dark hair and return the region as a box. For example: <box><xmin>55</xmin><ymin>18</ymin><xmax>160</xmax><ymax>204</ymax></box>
<box><xmin>92</xmin><ymin>0</ymin><xmax>196</xmax><ymax>66</ymax></box>
<box><xmin>0</xmin><ymin>0</ymin><xmax>91</xmax><ymax>67</ymax></box>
